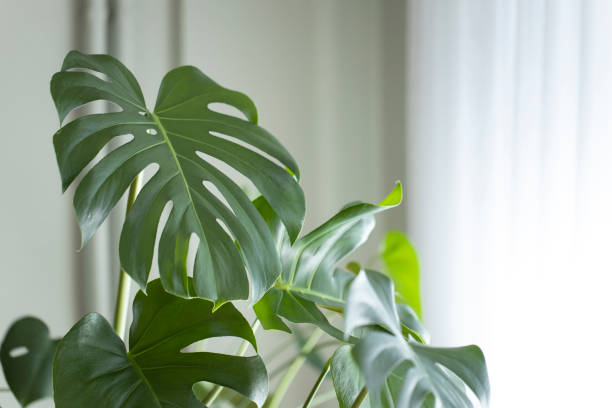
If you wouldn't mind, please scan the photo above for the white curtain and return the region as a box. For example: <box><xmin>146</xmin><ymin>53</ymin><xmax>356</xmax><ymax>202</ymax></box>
<box><xmin>406</xmin><ymin>1</ymin><xmax>612</xmax><ymax>406</ymax></box>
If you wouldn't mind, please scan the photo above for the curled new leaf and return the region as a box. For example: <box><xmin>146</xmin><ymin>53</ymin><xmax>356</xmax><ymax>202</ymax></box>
<box><xmin>51</xmin><ymin>51</ymin><xmax>305</xmax><ymax>304</ymax></box>
<box><xmin>254</xmin><ymin>183</ymin><xmax>402</xmax><ymax>340</ymax></box>
<box><xmin>53</xmin><ymin>280</ymin><xmax>268</xmax><ymax>407</ymax></box>
<box><xmin>0</xmin><ymin>317</ymin><xmax>59</xmax><ymax>407</ymax></box>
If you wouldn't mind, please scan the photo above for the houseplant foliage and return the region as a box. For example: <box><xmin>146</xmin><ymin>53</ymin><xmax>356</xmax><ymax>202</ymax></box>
<box><xmin>0</xmin><ymin>51</ymin><xmax>490</xmax><ymax>407</ymax></box>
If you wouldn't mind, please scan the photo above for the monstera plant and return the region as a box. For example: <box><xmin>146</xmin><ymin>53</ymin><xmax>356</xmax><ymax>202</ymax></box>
<box><xmin>0</xmin><ymin>51</ymin><xmax>490</xmax><ymax>407</ymax></box>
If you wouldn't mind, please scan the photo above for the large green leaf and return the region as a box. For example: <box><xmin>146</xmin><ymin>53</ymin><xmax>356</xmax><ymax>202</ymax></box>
<box><xmin>254</xmin><ymin>183</ymin><xmax>403</xmax><ymax>340</ymax></box>
<box><xmin>345</xmin><ymin>270</ymin><xmax>490</xmax><ymax>408</ymax></box>
<box><xmin>53</xmin><ymin>280</ymin><xmax>268</xmax><ymax>407</ymax></box>
<box><xmin>380</xmin><ymin>231</ymin><xmax>422</xmax><ymax>318</ymax></box>
<box><xmin>51</xmin><ymin>51</ymin><xmax>305</xmax><ymax>304</ymax></box>
<box><xmin>0</xmin><ymin>317</ymin><xmax>59</xmax><ymax>407</ymax></box>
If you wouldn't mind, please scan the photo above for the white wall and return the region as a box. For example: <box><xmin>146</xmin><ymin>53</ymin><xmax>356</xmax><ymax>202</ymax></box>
<box><xmin>406</xmin><ymin>1</ymin><xmax>612</xmax><ymax>406</ymax></box>
<box><xmin>181</xmin><ymin>1</ymin><xmax>399</xmax><ymax>235</ymax></box>
<box><xmin>0</xmin><ymin>1</ymin><xmax>74</xmax><ymax>406</ymax></box>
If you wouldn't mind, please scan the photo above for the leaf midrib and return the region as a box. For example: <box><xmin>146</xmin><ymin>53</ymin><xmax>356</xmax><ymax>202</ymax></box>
<box><xmin>125</xmin><ymin>353</ymin><xmax>163</xmax><ymax>408</ymax></box>
<box><xmin>275</xmin><ymin>283</ymin><xmax>345</xmax><ymax>305</ymax></box>
<box><xmin>150</xmin><ymin>111</ymin><xmax>207</xmax><ymax>262</ymax></box>
<box><xmin>286</xmin><ymin>217</ymin><xmax>365</xmax><ymax>287</ymax></box>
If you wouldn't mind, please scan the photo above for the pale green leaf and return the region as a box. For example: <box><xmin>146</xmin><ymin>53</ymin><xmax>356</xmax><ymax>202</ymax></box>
<box><xmin>345</xmin><ymin>270</ymin><xmax>490</xmax><ymax>408</ymax></box>
<box><xmin>380</xmin><ymin>231</ymin><xmax>422</xmax><ymax>318</ymax></box>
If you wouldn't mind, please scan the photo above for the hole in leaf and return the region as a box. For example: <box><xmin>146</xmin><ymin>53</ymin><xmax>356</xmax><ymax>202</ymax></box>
<box><xmin>186</xmin><ymin>233</ymin><xmax>200</xmax><ymax>279</ymax></box>
<box><xmin>181</xmin><ymin>339</ymin><xmax>207</xmax><ymax>353</ymax></box>
<box><xmin>195</xmin><ymin>151</ymin><xmax>258</xmax><ymax>203</ymax></box>
<box><xmin>138</xmin><ymin>162</ymin><xmax>160</xmax><ymax>187</ymax></box>
<box><xmin>181</xmin><ymin>337</ymin><xmax>249</xmax><ymax>355</ymax></box>
<box><xmin>66</xmin><ymin>67</ymin><xmax>111</xmax><ymax>83</ymax></box>
<box><xmin>85</xmin><ymin>133</ymin><xmax>135</xmax><ymax>169</ymax></box>
<box><xmin>63</xmin><ymin>133</ymin><xmax>135</xmax><ymax>189</ymax></box>
<box><xmin>62</xmin><ymin>100</ymin><xmax>124</xmax><ymax>125</ymax></box>
<box><xmin>207</xmin><ymin>102</ymin><xmax>248</xmax><ymax>121</ymax></box>
<box><xmin>151</xmin><ymin>200</ymin><xmax>174</xmax><ymax>281</ymax></box>
<box><xmin>216</xmin><ymin>218</ymin><xmax>234</xmax><ymax>241</ymax></box>
<box><xmin>202</xmin><ymin>181</ymin><xmax>235</xmax><ymax>216</ymax></box>
<box><xmin>209</xmin><ymin>130</ymin><xmax>287</xmax><ymax>172</ymax></box>
<box><xmin>9</xmin><ymin>346</ymin><xmax>28</xmax><ymax>358</ymax></box>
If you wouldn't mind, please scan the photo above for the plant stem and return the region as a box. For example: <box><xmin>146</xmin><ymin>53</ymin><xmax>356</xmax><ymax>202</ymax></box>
<box><xmin>202</xmin><ymin>319</ymin><xmax>261</xmax><ymax>406</ymax></box>
<box><xmin>269</xmin><ymin>340</ymin><xmax>339</xmax><ymax>379</ymax></box>
<box><xmin>265</xmin><ymin>328</ymin><xmax>324</xmax><ymax>408</ymax></box>
<box><xmin>112</xmin><ymin>175</ymin><xmax>143</xmax><ymax>339</ymax></box>
<box><xmin>302</xmin><ymin>358</ymin><xmax>331</xmax><ymax>408</ymax></box>
<box><xmin>351</xmin><ymin>387</ymin><xmax>368</xmax><ymax>408</ymax></box>
<box><xmin>201</xmin><ymin>380</ymin><xmax>224</xmax><ymax>406</ymax></box>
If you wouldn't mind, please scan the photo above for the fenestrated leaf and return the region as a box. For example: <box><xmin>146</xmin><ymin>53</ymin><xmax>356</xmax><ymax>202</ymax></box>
<box><xmin>332</xmin><ymin>344</ymin><xmax>438</xmax><ymax>408</ymax></box>
<box><xmin>51</xmin><ymin>50</ymin><xmax>305</xmax><ymax>304</ymax></box>
<box><xmin>53</xmin><ymin>279</ymin><xmax>268</xmax><ymax>407</ymax></box>
<box><xmin>0</xmin><ymin>317</ymin><xmax>59</xmax><ymax>407</ymax></box>
<box><xmin>345</xmin><ymin>270</ymin><xmax>490</xmax><ymax>408</ymax></box>
<box><xmin>380</xmin><ymin>231</ymin><xmax>422</xmax><ymax>318</ymax></box>
<box><xmin>254</xmin><ymin>183</ymin><xmax>402</xmax><ymax>340</ymax></box>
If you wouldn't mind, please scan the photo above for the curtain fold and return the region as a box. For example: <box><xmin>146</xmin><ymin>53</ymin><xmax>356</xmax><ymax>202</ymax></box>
<box><xmin>406</xmin><ymin>1</ymin><xmax>612</xmax><ymax>405</ymax></box>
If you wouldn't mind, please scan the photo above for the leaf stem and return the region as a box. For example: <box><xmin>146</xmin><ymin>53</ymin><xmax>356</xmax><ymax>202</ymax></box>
<box><xmin>265</xmin><ymin>328</ymin><xmax>324</xmax><ymax>408</ymax></box>
<box><xmin>201</xmin><ymin>379</ymin><xmax>224</xmax><ymax>406</ymax></box>
<box><xmin>302</xmin><ymin>358</ymin><xmax>331</xmax><ymax>408</ymax></box>
<box><xmin>351</xmin><ymin>387</ymin><xmax>368</xmax><ymax>408</ymax></box>
<box><xmin>202</xmin><ymin>319</ymin><xmax>261</xmax><ymax>406</ymax></box>
<box><xmin>269</xmin><ymin>341</ymin><xmax>339</xmax><ymax>379</ymax></box>
<box><xmin>112</xmin><ymin>174</ymin><xmax>143</xmax><ymax>339</ymax></box>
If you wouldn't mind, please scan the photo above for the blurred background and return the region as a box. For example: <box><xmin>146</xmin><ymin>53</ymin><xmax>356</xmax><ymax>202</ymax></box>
<box><xmin>1</xmin><ymin>0</ymin><xmax>611</xmax><ymax>407</ymax></box>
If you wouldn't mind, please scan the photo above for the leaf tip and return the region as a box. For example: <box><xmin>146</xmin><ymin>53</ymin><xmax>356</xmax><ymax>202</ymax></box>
<box><xmin>77</xmin><ymin>225</ymin><xmax>95</xmax><ymax>251</ymax></box>
<box><xmin>212</xmin><ymin>300</ymin><xmax>227</xmax><ymax>312</ymax></box>
<box><xmin>378</xmin><ymin>181</ymin><xmax>403</xmax><ymax>207</ymax></box>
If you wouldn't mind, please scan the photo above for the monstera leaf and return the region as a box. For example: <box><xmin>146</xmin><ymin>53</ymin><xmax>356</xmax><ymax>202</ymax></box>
<box><xmin>51</xmin><ymin>51</ymin><xmax>305</xmax><ymax>304</ymax></box>
<box><xmin>0</xmin><ymin>317</ymin><xmax>59</xmax><ymax>407</ymax></box>
<box><xmin>344</xmin><ymin>270</ymin><xmax>490</xmax><ymax>408</ymax></box>
<box><xmin>380</xmin><ymin>231</ymin><xmax>422</xmax><ymax>318</ymax></box>
<box><xmin>253</xmin><ymin>183</ymin><xmax>403</xmax><ymax>340</ymax></box>
<box><xmin>53</xmin><ymin>280</ymin><xmax>268</xmax><ymax>407</ymax></box>
<box><xmin>332</xmin><ymin>346</ymin><xmax>436</xmax><ymax>408</ymax></box>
